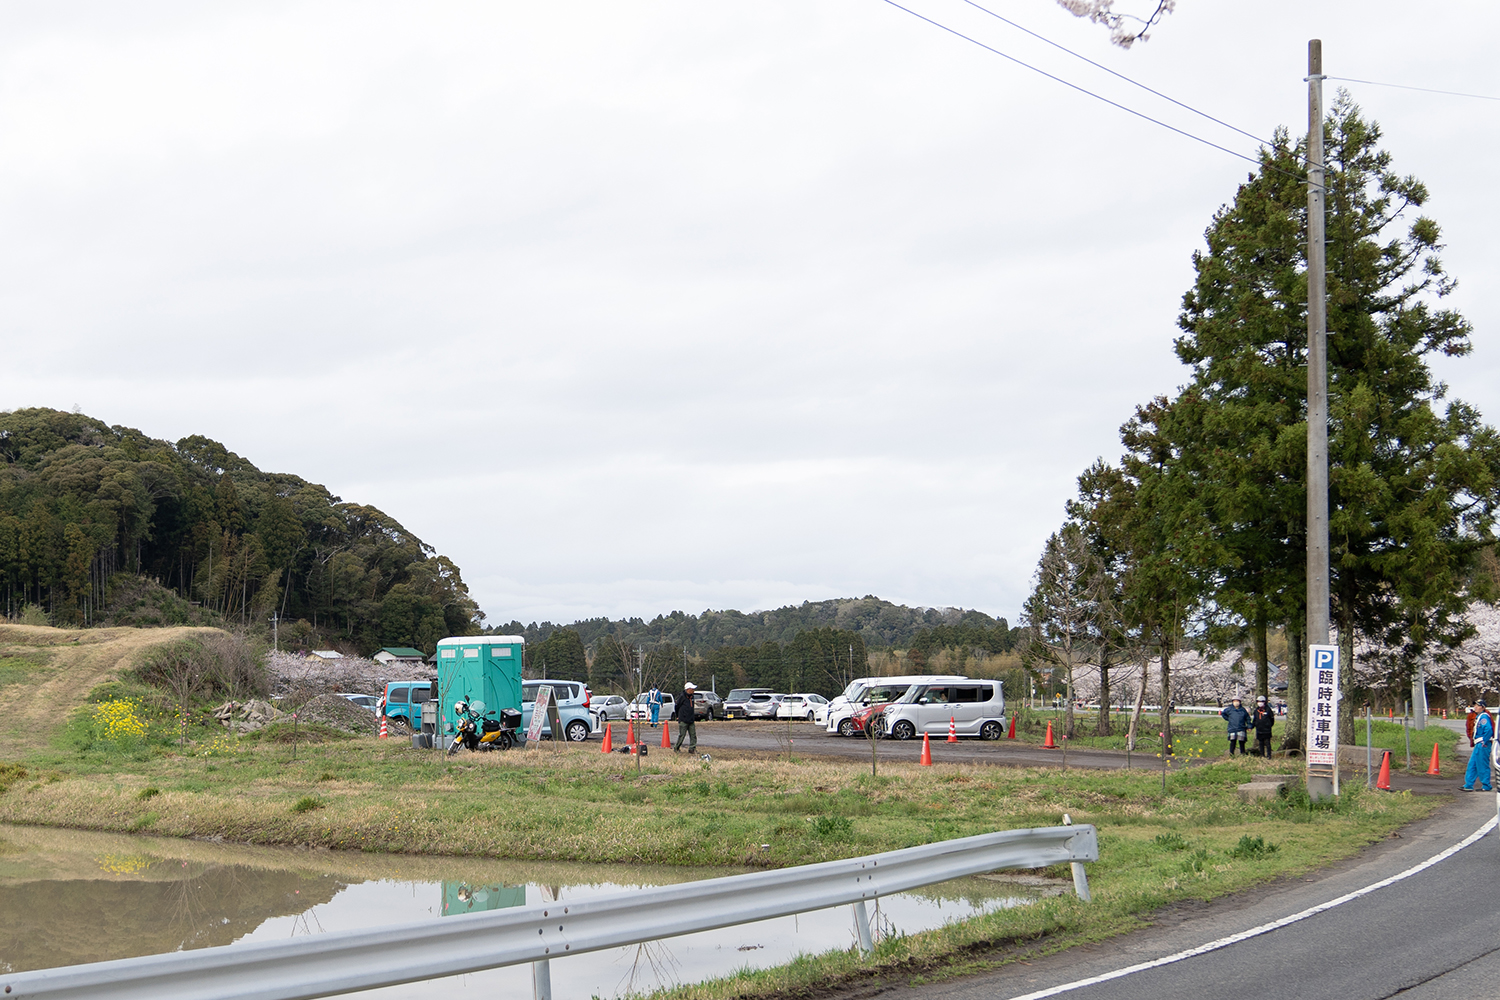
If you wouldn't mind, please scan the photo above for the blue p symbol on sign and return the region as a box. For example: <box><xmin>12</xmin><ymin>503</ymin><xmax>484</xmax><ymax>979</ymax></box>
<box><xmin>1313</xmin><ymin>648</ymin><xmax>1337</xmax><ymax>671</ymax></box>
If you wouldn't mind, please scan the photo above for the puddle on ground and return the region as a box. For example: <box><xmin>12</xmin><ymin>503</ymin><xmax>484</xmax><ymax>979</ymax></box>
<box><xmin>0</xmin><ymin>824</ymin><xmax>1045</xmax><ymax>997</ymax></box>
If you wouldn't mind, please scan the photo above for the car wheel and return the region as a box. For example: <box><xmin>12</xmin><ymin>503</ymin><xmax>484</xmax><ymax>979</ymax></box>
<box><xmin>981</xmin><ymin>720</ymin><xmax>1003</xmax><ymax>740</ymax></box>
<box><xmin>388</xmin><ymin>717</ymin><xmax>412</xmax><ymax>736</ymax></box>
<box><xmin>891</xmin><ymin>720</ymin><xmax>916</xmax><ymax>741</ymax></box>
<box><xmin>837</xmin><ymin>718</ymin><xmax>854</xmax><ymax>737</ymax></box>
<box><xmin>565</xmin><ymin>719</ymin><xmax>591</xmax><ymax>742</ymax></box>
<box><xmin>805</xmin><ymin>712</ymin><xmax>815</xmax><ymax>721</ymax></box>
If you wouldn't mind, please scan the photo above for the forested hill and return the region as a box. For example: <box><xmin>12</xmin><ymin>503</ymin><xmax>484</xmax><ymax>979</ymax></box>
<box><xmin>491</xmin><ymin>597</ymin><xmax>1018</xmax><ymax>654</ymax></box>
<box><xmin>0</xmin><ymin>407</ymin><xmax>482</xmax><ymax>652</ymax></box>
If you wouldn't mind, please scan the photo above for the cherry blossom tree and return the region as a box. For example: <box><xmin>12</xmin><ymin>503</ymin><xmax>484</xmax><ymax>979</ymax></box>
<box><xmin>1055</xmin><ymin>0</ymin><xmax>1176</xmax><ymax>48</ymax></box>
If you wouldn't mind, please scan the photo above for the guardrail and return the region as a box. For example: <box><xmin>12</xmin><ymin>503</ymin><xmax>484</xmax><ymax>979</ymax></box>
<box><xmin>4</xmin><ymin>823</ymin><xmax>1097</xmax><ymax>1000</ymax></box>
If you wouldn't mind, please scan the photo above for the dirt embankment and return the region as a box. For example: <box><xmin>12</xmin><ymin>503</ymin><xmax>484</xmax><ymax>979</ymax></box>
<box><xmin>0</xmin><ymin>624</ymin><xmax>223</xmax><ymax>756</ymax></box>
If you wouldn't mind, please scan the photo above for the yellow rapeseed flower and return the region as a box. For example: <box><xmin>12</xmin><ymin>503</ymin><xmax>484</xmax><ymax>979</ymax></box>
<box><xmin>92</xmin><ymin>700</ymin><xmax>147</xmax><ymax>743</ymax></box>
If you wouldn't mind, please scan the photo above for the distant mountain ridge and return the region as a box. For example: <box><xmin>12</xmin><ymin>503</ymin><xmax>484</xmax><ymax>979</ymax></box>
<box><xmin>490</xmin><ymin>596</ymin><xmax>1012</xmax><ymax>653</ymax></box>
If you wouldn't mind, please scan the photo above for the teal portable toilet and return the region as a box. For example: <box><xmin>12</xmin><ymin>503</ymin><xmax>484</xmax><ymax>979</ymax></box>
<box><xmin>435</xmin><ymin>635</ymin><xmax>524</xmax><ymax>733</ymax></box>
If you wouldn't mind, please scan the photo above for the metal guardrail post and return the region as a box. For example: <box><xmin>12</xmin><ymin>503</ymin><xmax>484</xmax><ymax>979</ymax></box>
<box><xmin>1063</xmin><ymin>814</ymin><xmax>1091</xmax><ymax>902</ymax></box>
<box><xmin>852</xmin><ymin>901</ymin><xmax>874</xmax><ymax>955</ymax></box>
<box><xmin>533</xmin><ymin>958</ymin><xmax>552</xmax><ymax>1000</ymax></box>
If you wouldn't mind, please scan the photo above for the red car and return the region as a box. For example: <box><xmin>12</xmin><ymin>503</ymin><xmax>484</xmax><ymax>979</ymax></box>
<box><xmin>850</xmin><ymin>702</ymin><xmax>890</xmax><ymax>738</ymax></box>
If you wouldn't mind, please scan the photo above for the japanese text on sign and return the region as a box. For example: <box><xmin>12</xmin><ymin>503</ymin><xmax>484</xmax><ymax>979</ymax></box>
<box><xmin>526</xmin><ymin>685</ymin><xmax>553</xmax><ymax>746</ymax></box>
<box><xmin>1306</xmin><ymin>645</ymin><xmax>1340</xmax><ymax>766</ymax></box>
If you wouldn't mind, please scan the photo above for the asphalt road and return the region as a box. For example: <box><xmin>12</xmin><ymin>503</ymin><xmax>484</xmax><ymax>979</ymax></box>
<box><xmin>873</xmin><ymin>779</ymin><xmax>1498</xmax><ymax>1000</ymax></box>
<box><xmin>687</xmin><ymin>719</ymin><xmax>1146</xmax><ymax>769</ymax></box>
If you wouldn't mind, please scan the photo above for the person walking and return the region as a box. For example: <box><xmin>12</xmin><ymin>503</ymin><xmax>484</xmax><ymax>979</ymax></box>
<box><xmin>1251</xmin><ymin>695</ymin><xmax>1276</xmax><ymax>758</ymax></box>
<box><xmin>1221</xmin><ymin>697</ymin><xmax>1251</xmax><ymax>756</ymax></box>
<box><xmin>1464</xmin><ymin>699</ymin><xmax>1494</xmax><ymax>791</ymax></box>
<box><xmin>674</xmin><ymin>681</ymin><xmax>698</xmax><ymax>753</ymax></box>
<box><xmin>648</xmin><ymin>686</ymin><xmax>661</xmax><ymax>727</ymax></box>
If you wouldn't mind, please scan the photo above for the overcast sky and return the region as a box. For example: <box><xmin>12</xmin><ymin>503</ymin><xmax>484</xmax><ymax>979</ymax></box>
<box><xmin>3</xmin><ymin>1</ymin><xmax>1497</xmax><ymax>627</ymax></box>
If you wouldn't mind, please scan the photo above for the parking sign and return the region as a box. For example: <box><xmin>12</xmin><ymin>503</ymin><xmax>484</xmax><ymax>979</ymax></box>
<box><xmin>1306</xmin><ymin>644</ymin><xmax>1340</xmax><ymax>766</ymax></box>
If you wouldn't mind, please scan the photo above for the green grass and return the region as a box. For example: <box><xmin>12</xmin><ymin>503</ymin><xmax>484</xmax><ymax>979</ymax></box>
<box><xmin>0</xmin><ymin>653</ymin><xmax>52</xmax><ymax>688</ymax></box>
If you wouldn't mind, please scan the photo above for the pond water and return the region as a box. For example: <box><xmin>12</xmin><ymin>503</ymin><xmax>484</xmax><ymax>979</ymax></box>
<box><xmin>0</xmin><ymin>824</ymin><xmax>1050</xmax><ymax>997</ymax></box>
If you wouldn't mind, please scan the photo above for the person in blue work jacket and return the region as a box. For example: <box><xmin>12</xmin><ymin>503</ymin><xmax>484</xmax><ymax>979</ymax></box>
<box><xmin>1464</xmin><ymin>699</ymin><xmax>1494</xmax><ymax>792</ymax></box>
<box><xmin>1220</xmin><ymin>697</ymin><xmax>1251</xmax><ymax>756</ymax></box>
<box><xmin>648</xmin><ymin>686</ymin><xmax>662</xmax><ymax>726</ymax></box>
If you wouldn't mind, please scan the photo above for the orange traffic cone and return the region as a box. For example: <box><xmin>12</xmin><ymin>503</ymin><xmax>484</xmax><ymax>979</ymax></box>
<box><xmin>600</xmin><ymin>722</ymin><xmax>613</xmax><ymax>754</ymax></box>
<box><xmin>627</xmin><ymin>720</ymin><xmax>636</xmax><ymax>746</ymax></box>
<box><xmin>379</xmin><ymin>715</ymin><xmax>388</xmax><ymax>739</ymax></box>
<box><xmin>661</xmin><ymin>719</ymin><xmax>672</xmax><ymax>749</ymax></box>
<box><xmin>1007</xmin><ymin>714</ymin><xmax>1016</xmax><ymax>739</ymax></box>
<box><xmin>1043</xmin><ymin>721</ymin><xmax>1057</xmax><ymax>749</ymax></box>
<box><xmin>1428</xmin><ymin>742</ymin><xmax>1442</xmax><ymax>776</ymax></box>
<box><xmin>1376</xmin><ymin>750</ymin><xmax>1393</xmax><ymax>790</ymax></box>
<box><xmin>947</xmin><ymin>716</ymin><xmax>958</xmax><ymax>743</ymax></box>
<box><xmin>920</xmin><ymin>732</ymin><xmax>933</xmax><ymax>766</ymax></box>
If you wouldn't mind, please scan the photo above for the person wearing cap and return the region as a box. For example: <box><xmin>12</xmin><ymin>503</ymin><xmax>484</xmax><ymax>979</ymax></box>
<box><xmin>1220</xmin><ymin>697</ymin><xmax>1251</xmax><ymax>756</ymax></box>
<box><xmin>1464</xmin><ymin>699</ymin><xmax>1494</xmax><ymax>791</ymax></box>
<box><xmin>1250</xmin><ymin>695</ymin><xmax>1276</xmax><ymax>758</ymax></box>
<box><xmin>674</xmin><ymin>681</ymin><xmax>699</xmax><ymax>753</ymax></box>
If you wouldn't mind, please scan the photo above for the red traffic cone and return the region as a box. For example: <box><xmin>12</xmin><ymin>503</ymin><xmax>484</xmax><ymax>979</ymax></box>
<box><xmin>378</xmin><ymin>715</ymin><xmax>388</xmax><ymax>740</ymax></box>
<box><xmin>1427</xmin><ymin>742</ymin><xmax>1442</xmax><ymax>776</ymax></box>
<box><xmin>600</xmin><ymin>722</ymin><xmax>613</xmax><ymax>754</ymax></box>
<box><xmin>1007</xmin><ymin>714</ymin><xmax>1016</xmax><ymax>739</ymax></box>
<box><xmin>920</xmin><ymin>732</ymin><xmax>933</xmax><ymax>766</ymax></box>
<box><xmin>661</xmin><ymin>719</ymin><xmax>672</xmax><ymax>749</ymax></box>
<box><xmin>627</xmin><ymin>720</ymin><xmax>636</xmax><ymax>746</ymax></box>
<box><xmin>1376</xmin><ymin>750</ymin><xmax>1393</xmax><ymax>790</ymax></box>
<box><xmin>947</xmin><ymin>716</ymin><xmax>958</xmax><ymax>743</ymax></box>
<box><xmin>1043</xmin><ymin>721</ymin><xmax>1057</xmax><ymax>749</ymax></box>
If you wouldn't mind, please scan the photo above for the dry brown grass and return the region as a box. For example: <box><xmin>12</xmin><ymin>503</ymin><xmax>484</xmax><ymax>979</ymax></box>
<box><xmin>0</xmin><ymin>624</ymin><xmax>225</xmax><ymax>756</ymax></box>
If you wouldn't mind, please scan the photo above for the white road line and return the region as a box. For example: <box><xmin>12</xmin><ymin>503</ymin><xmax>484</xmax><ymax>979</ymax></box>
<box><xmin>1006</xmin><ymin>816</ymin><xmax>1497</xmax><ymax>1000</ymax></box>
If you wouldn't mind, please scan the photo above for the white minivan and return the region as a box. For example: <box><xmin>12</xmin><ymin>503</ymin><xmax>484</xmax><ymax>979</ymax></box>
<box><xmin>880</xmin><ymin>680</ymin><xmax>1005</xmax><ymax>740</ymax></box>
<box><xmin>824</xmin><ymin>675</ymin><xmax>969</xmax><ymax>736</ymax></box>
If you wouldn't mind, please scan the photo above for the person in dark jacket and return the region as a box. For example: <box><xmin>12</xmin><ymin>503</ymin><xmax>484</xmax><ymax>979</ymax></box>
<box><xmin>1250</xmin><ymin>695</ymin><xmax>1276</xmax><ymax>758</ymax></box>
<box><xmin>674</xmin><ymin>681</ymin><xmax>698</xmax><ymax>753</ymax></box>
<box><xmin>1221</xmin><ymin>697</ymin><xmax>1251</xmax><ymax>756</ymax></box>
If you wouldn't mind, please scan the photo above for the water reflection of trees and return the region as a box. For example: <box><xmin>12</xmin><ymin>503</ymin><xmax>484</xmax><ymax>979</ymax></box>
<box><xmin>0</xmin><ymin>863</ymin><xmax>345</xmax><ymax>972</ymax></box>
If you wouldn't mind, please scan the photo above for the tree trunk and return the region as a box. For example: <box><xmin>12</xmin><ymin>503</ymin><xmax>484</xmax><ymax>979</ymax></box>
<box><xmin>1126</xmin><ymin>659</ymin><xmax>1148</xmax><ymax>751</ymax></box>
<box><xmin>1158</xmin><ymin>643</ymin><xmax>1173</xmax><ymax>754</ymax></box>
<box><xmin>1284</xmin><ymin>630</ymin><xmax>1305</xmax><ymax>751</ymax></box>
<box><xmin>1096</xmin><ymin>647</ymin><xmax>1113</xmax><ymax>736</ymax></box>
<box><xmin>1338</xmin><ymin>608</ymin><xmax>1356</xmax><ymax>744</ymax></box>
<box><xmin>1254</xmin><ymin>613</ymin><xmax>1269</xmax><ymax>701</ymax></box>
<box><xmin>1063</xmin><ymin>662</ymin><xmax>1076</xmax><ymax>738</ymax></box>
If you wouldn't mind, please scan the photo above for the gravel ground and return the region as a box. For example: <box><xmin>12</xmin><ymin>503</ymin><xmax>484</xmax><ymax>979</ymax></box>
<box><xmin>293</xmin><ymin>693</ymin><xmax>380</xmax><ymax>735</ymax></box>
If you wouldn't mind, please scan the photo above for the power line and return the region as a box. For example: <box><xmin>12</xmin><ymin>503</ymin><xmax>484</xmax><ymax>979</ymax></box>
<box><xmin>879</xmin><ymin>0</ymin><xmax>1311</xmax><ymax>181</ymax></box>
<box><xmin>954</xmin><ymin>0</ymin><xmax>1276</xmax><ymax>149</ymax></box>
<box><xmin>1326</xmin><ymin>76</ymin><xmax>1500</xmax><ymax>102</ymax></box>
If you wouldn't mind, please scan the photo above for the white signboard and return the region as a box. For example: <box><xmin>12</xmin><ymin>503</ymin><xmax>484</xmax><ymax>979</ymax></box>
<box><xmin>1306</xmin><ymin>644</ymin><xmax>1340</xmax><ymax>765</ymax></box>
<box><xmin>526</xmin><ymin>685</ymin><xmax>553</xmax><ymax>746</ymax></box>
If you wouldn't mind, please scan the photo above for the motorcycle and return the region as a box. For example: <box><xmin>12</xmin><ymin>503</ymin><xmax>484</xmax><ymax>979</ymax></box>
<box><xmin>446</xmin><ymin>698</ymin><xmax>523</xmax><ymax>754</ymax></box>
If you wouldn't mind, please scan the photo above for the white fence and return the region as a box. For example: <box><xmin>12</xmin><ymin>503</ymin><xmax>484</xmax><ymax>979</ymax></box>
<box><xmin>4</xmin><ymin>824</ymin><xmax>1098</xmax><ymax>1000</ymax></box>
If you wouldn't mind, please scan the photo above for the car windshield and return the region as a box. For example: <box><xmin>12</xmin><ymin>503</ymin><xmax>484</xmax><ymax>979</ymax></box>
<box><xmin>839</xmin><ymin>681</ymin><xmax>867</xmax><ymax>702</ymax></box>
<box><xmin>725</xmin><ymin>689</ymin><xmax>761</xmax><ymax>702</ymax></box>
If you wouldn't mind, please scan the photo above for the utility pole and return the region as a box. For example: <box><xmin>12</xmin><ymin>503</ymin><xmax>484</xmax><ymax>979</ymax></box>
<box><xmin>271</xmin><ymin>612</ymin><xmax>279</xmax><ymax>653</ymax></box>
<box><xmin>1305</xmin><ymin>39</ymin><xmax>1338</xmax><ymax>800</ymax></box>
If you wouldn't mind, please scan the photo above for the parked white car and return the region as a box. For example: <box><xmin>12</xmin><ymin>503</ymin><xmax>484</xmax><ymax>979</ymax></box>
<box><xmin>880</xmin><ymin>680</ymin><xmax>1006</xmax><ymax>740</ymax></box>
<box><xmin>775</xmin><ymin>693</ymin><xmax>829</xmax><ymax>721</ymax></box>
<box><xmin>626</xmin><ymin>692</ymin><xmax>675</xmax><ymax>722</ymax></box>
<box><xmin>590</xmin><ymin>694</ymin><xmax>630</xmax><ymax>724</ymax></box>
<box><xmin>825</xmin><ymin>675</ymin><xmax>969</xmax><ymax>736</ymax></box>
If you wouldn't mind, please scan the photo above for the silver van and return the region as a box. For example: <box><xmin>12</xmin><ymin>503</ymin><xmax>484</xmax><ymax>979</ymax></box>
<box><xmin>880</xmin><ymin>680</ymin><xmax>1005</xmax><ymax>740</ymax></box>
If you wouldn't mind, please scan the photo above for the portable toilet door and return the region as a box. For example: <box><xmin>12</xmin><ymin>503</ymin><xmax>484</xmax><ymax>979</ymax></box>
<box><xmin>435</xmin><ymin>635</ymin><xmax>524</xmax><ymax>733</ymax></box>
